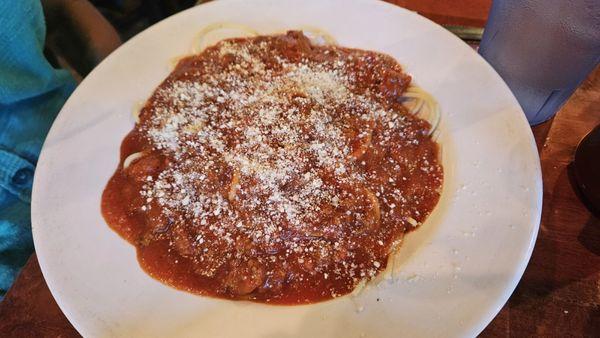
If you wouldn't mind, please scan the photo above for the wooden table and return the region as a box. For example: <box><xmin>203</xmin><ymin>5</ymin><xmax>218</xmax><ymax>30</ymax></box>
<box><xmin>2</xmin><ymin>1</ymin><xmax>599</xmax><ymax>337</ymax></box>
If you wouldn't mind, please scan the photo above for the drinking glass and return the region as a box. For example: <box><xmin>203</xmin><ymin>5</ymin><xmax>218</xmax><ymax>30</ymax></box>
<box><xmin>479</xmin><ymin>0</ymin><xmax>600</xmax><ymax>125</ymax></box>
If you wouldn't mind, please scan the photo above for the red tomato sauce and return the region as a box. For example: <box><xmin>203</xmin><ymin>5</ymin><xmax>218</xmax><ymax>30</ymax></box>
<box><xmin>102</xmin><ymin>31</ymin><xmax>443</xmax><ymax>304</ymax></box>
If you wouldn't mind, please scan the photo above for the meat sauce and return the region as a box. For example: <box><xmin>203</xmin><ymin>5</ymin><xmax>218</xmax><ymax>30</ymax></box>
<box><xmin>101</xmin><ymin>31</ymin><xmax>443</xmax><ymax>304</ymax></box>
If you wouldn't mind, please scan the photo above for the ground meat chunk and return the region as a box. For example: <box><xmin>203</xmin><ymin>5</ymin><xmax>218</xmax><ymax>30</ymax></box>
<box><xmin>224</xmin><ymin>258</ymin><xmax>266</xmax><ymax>296</ymax></box>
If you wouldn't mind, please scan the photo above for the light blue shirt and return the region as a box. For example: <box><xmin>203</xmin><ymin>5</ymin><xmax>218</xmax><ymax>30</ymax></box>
<box><xmin>0</xmin><ymin>0</ymin><xmax>76</xmax><ymax>297</ymax></box>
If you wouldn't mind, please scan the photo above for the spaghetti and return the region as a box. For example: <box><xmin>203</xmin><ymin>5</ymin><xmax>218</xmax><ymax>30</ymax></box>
<box><xmin>103</xmin><ymin>30</ymin><xmax>443</xmax><ymax>304</ymax></box>
<box><xmin>193</xmin><ymin>23</ymin><xmax>259</xmax><ymax>53</ymax></box>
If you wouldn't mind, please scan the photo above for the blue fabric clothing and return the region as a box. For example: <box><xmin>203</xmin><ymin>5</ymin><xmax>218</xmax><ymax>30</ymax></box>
<box><xmin>0</xmin><ymin>0</ymin><xmax>76</xmax><ymax>298</ymax></box>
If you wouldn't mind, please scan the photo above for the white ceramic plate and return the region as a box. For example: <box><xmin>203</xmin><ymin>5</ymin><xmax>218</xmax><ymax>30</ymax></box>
<box><xmin>32</xmin><ymin>0</ymin><xmax>542</xmax><ymax>337</ymax></box>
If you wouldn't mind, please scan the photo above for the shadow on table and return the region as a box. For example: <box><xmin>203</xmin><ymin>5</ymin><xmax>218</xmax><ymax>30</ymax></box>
<box><xmin>578</xmin><ymin>216</ymin><xmax>600</xmax><ymax>256</ymax></box>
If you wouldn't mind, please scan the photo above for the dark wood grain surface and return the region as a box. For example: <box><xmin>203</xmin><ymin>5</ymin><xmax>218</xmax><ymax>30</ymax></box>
<box><xmin>387</xmin><ymin>0</ymin><xmax>491</xmax><ymax>27</ymax></box>
<box><xmin>2</xmin><ymin>1</ymin><xmax>599</xmax><ymax>337</ymax></box>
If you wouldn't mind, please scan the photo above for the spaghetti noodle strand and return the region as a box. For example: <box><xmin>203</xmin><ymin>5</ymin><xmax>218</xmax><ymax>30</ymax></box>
<box><xmin>401</xmin><ymin>85</ymin><xmax>441</xmax><ymax>136</ymax></box>
<box><xmin>193</xmin><ymin>23</ymin><xmax>259</xmax><ymax>53</ymax></box>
